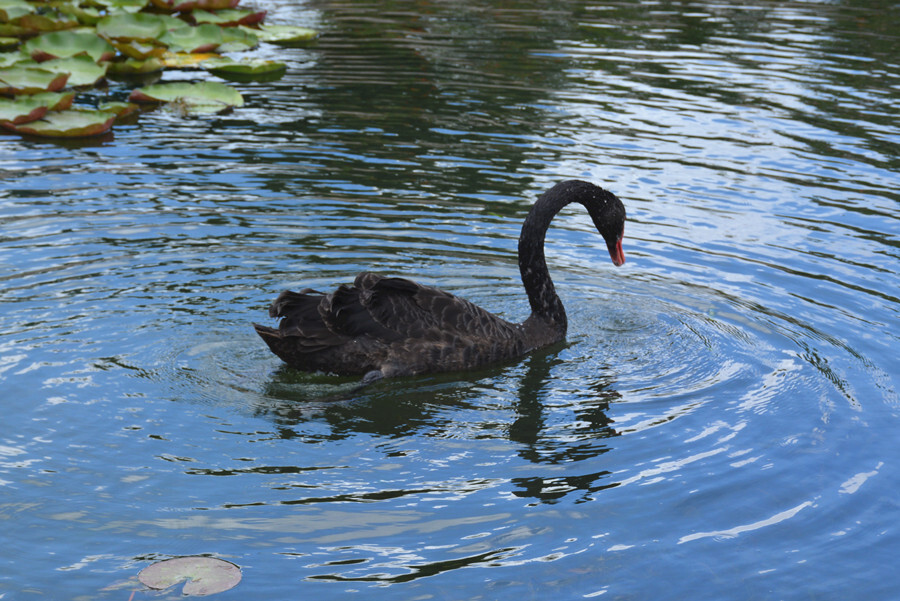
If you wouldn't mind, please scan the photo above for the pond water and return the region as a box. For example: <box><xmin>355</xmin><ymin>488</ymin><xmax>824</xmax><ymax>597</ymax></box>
<box><xmin>2</xmin><ymin>0</ymin><xmax>899</xmax><ymax>599</ymax></box>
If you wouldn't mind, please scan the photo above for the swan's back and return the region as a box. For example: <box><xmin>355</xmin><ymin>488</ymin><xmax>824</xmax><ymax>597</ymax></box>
<box><xmin>254</xmin><ymin>272</ymin><xmax>536</xmax><ymax>378</ymax></box>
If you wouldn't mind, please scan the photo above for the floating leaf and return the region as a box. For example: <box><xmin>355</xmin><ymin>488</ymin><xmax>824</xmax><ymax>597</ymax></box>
<box><xmin>0</xmin><ymin>50</ymin><xmax>21</xmax><ymax>67</ymax></box>
<box><xmin>138</xmin><ymin>557</ymin><xmax>241</xmax><ymax>596</ymax></box>
<box><xmin>38</xmin><ymin>55</ymin><xmax>108</xmax><ymax>87</ymax></box>
<box><xmin>203</xmin><ymin>57</ymin><xmax>284</xmax><ymax>82</ymax></box>
<box><xmin>96</xmin><ymin>13</ymin><xmax>178</xmax><ymax>42</ymax></box>
<box><xmin>12</xmin><ymin>11</ymin><xmax>79</xmax><ymax>34</ymax></box>
<box><xmin>0</xmin><ymin>0</ymin><xmax>33</xmax><ymax>22</ymax></box>
<box><xmin>106</xmin><ymin>56</ymin><xmax>163</xmax><ymax>77</ymax></box>
<box><xmin>149</xmin><ymin>0</ymin><xmax>237</xmax><ymax>13</ymax></box>
<box><xmin>217</xmin><ymin>26</ymin><xmax>257</xmax><ymax>53</ymax></box>
<box><xmin>0</xmin><ymin>65</ymin><xmax>68</xmax><ymax>94</ymax></box>
<box><xmin>4</xmin><ymin>108</ymin><xmax>115</xmax><ymax>136</ymax></box>
<box><xmin>30</xmin><ymin>90</ymin><xmax>76</xmax><ymax>110</ymax></box>
<box><xmin>0</xmin><ymin>91</ymin><xmax>74</xmax><ymax>125</ymax></box>
<box><xmin>159</xmin><ymin>23</ymin><xmax>222</xmax><ymax>53</ymax></box>
<box><xmin>129</xmin><ymin>80</ymin><xmax>242</xmax><ymax>115</ymax></box>
<box><xmin>23</xmin><ymin>30</ymin><xmax>116</xmax><ymax>62</ymax></box>
<box><xmin>113</xmin><ymin>39</ymin><xmax>166</xmax><ymax>60</ymax></box>
<box><xmin>249</xmin><ymin>24</ymin><xmax>317</xmax><ymax>46</ymax></box>
<box><xmin>98</xmin><ymin>100</ymin><xmax>139</xmax><ymax>123</ymax></box>
<box><xmin>191</xmin><ymin>8</ymin><xmax>266</xmax><ymax>28</ymax></box>
<box><xmin>0</xmin><ymin>95</ymin><xmax>47</xmax><ymax>124</ymax></box>
<box><xmin>0</xmin><ymin>36</ymin><xmax>17</xmax><ymax>50</ymax></box>
<box><xmin>94</xmin><ymin>0</ymin><xmax>149</xmax><ymax>13</ymax></box>
<box><xmin>159</xmin><ymin>50</ymin><xmax>219</xmax><ymax>68</ymax></box>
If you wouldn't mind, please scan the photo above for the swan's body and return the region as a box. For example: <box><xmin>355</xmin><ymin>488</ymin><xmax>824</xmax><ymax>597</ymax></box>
<box><xmin>254</xmin><ymin>180</ymin><xmax>626</xmax><ymax>381</ymax></box>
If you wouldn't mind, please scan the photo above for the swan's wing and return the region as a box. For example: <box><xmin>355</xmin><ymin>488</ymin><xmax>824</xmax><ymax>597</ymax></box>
<box><xmin>352</xmin><ymin>272</ymin><xmax>518</xmax><ymax>340</ymax></box>
<box><xmin>265</xmin><ymin>288</ymin><xmax>351</xmax><ymax>351</ymax></box>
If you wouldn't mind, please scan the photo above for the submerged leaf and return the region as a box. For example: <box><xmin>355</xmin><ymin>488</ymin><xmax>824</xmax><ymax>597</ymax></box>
<box><xmin>138</xmin><ymin>557</ymin><xmax>241</xmax><ymax>596</ymax></box>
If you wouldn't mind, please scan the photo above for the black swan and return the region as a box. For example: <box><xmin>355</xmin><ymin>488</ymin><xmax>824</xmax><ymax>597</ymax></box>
<box><xmin>254</xmin><ymin>180</ymin><xmax>626</xmax><ymax>382</ymax></box>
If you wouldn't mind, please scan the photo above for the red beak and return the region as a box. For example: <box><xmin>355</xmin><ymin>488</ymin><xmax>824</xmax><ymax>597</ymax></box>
<box><xmin>608</xmin><ymin>237</ymin><xmax>625</xmax><ymax>266</ymax></box>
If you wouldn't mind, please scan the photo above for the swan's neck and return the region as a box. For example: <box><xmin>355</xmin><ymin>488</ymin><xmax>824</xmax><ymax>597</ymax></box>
<box><xmin>518</xmin><ymin>188</ymin><xmax>573</xmax><ymax>332</ymax></box>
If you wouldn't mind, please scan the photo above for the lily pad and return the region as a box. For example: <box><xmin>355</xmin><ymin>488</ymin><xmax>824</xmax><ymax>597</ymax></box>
<box><xmin>23</xmin><ymin>30</ymin><xmax>116</xmax><ymax>62</ymax></box>
<box><xmin>11</xmin><ymin>12</ymin><xmax>78</xmax><ymax>34</ymax></box>
<box><xmin>39</xmin><ymin>55</ymin><xmax>108</xmax><ymax>87</ymax></box>
<box><xmin>0</xmin><ymin>0</ymin><xmax>33</xmax><ymax>22</ymax></box>
<box><xmin>217</xmin><ymin>26</ymin><xmax>258</xmax><ymax>53</ymax></box>
<box><xmin>113</xmin><ymin>39</ymin><xmax>166</xmax><ymax>60</ymax></box>
<box><xmin>0</xmin><ymin>95</ymin><xmax>47</xmax><ymax>124</ymax></box>
<box><xmin>191</xmin><ymin>8</ymin><xmax>266</xmax><ymax>28</ymax></box>
<box><xmin>5</xmin><ymin>108</ymin><xmax>116</xmax><ymax>137</ymax></box>
<box><xmin>98</xmin><ymin>100</ymin><xmax>140</xmax><ymax>123</ymax></box>
<box><xmin>0</xmin><ymin>65</ymin><xmax>69</xmax><ymax>94</ymax></box>
<box><xmin>203</xmin><ymin>57</ymin><xmax>284</xmax><ymax>82</ymax></box>
<box><xmin>129</xmin><ymin>80</ymin><xmax>242</xmax><ymax>114</ymax></box>
<box><xmin>159</xmin><ymin>50</ymin><xmax>219</xmax><ymax>68</ymax></box>
<box><xmin>94</xmin><ymin>0</ymin><xmax>149</xmax><ymax>13</ymax></box>
<box><xmin>159</xmin><ymin>23</ymin><xmax>222</xmax><ymax>53</ymax></box>
<box><xmin>0</xmin><ymin>50</ymin><xmax>21</xmax><ymax>67</ymax></box>
<box><xmin>0</xmin><ymin>91</ymin><xmax>74</xmax><ymax>124</ymax></box>
<box><xmin>106</xmin><ymin>56</ymin><xmax>163</xmax><ymax>77</ymax></box>
<box><xmin>96</xmin><ymin>13</ymin><xmax>178</xmax><ymax>42</ymax></box>
<box><xmin>250</xmin><ymin>24</ymin><xmax>317</xmax><ymax>46</ymax></box>
<box><xmin>30</xmin><ymin>90</ymin><xmax>76</xmax><ymax>110</ymax></box>
<box><xmin>149</xmin><ymin>0</ymin><xmax>237</xmax><ymax>13</ymax></box>
<box><xmin>138</xmin><ymin>557</ymin><xmax>241</xmax><ymax>596</ymax></box>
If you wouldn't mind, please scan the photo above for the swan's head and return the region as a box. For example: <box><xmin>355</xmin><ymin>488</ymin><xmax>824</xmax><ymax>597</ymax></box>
<box><xmin>575</xmin><ymin>182</ymin><xmax>626</xmax><ymax>266</ymax></box>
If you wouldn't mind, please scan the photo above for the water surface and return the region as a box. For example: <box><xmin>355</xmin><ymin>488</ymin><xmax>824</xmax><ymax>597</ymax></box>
<box><xmin>2</xmin><ymin>1</ymin><xmax>899</xmax><ymax>599</ymax></box>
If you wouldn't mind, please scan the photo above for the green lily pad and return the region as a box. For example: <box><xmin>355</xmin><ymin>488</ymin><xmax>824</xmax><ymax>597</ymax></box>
<box><xmin>149</xmin><ymin>0</ymin><xmax>237</xmax><ymax>12</ymax></box>
<box><xmin>12</xmin><ymin>12</ymin><xmax>79</xmax><ymax>34</ymax></box>
<box><xmin>0</xmin><ymin>36</ymin><xmax>17</xmax><ymax>50</ymax></box>
<box><xmin>38</xmin><ymin>55</ymin><xmax>108</xmax><ymax>87</ymax></box>
<box><xmin>0</xmin><ymin>65</ymin><xmax>69</xmax><ymax>94</ymax></box>
<box><xmin>0</xmin><ymin>50</ymin><xmax>21</xmax><ymax>67</ymax></box>
<box><xmin>106</xmin><ymin>56</ymin><xmax>163</xmax><ymax>77</ymax></box>
<box><xmin>98</xmin><ymin>100</ymin><xmax>139</xmax><ymax>123</ymax></box>
<box><xmin>159</xmin><ymin>23</ymin><xmax>222</xmax><ymax>53</ymax></box>
<box><xmin>249</xmin><ymin>24</ymin><xmax>317</xmax><ymax>46</ymax></box>
<box><xmin>192</xmin><ymin>8</ymin><xmax>266</xmax><ymax>27</ymax></box>
<box><xmin>5</xmin><ymin>108</ymin><xmax>116</xmax><ymax>137</ymax></box>
<box><xmin>96</xmin><ymin>13</ymin><xmax>179</xmax><ymax>42</ymax></box>
<box><xmin>23</xmin><ymin>30</ymin><xmax>116</xmax><ymax>62</ymax></box>
<box><xmin>0</xmin><ymin>0</ymin><xmax>33</xmax><ymax>22</ymax></box>
<box><xmin>138</xmin><ymin>557</ymin><xmax>241</xmax><ymax>596</ymax></box>
<box><xmin>0</xmin><ymin>90</ymin><xmax>74</xmax><ymax>123</ymax></box>
<box><xmin>217</xmin><ymin>26</ymin><xmax>258</xmax><ymax>53</ymax></box>
<box><xmin>129</xmin><ymin>80</ymin><xmax>242</xmax><ymax>114</ymax></box>
<box><xmin>203</xmin><ymin>57</ymin><xmax>285</xmax><ymax>82</ymax></box>
<box><xmin>30</xmin><ymin>90</ymin><xmax>76</xmax><ymax>110</ymax></box>
<box><xmin>94</xmin><ymin>0</ymin><xmax>149</xmax><ymax>13</ymax></box>
<box><xmin>0</xmin><ymin>95</ymin><xmax>47</xmax><ymax>124</ymax></box>
<box><xmin>112</xmin><ymin>39</ymin><xmax>166</xmax><ymax>60</ymax></box>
